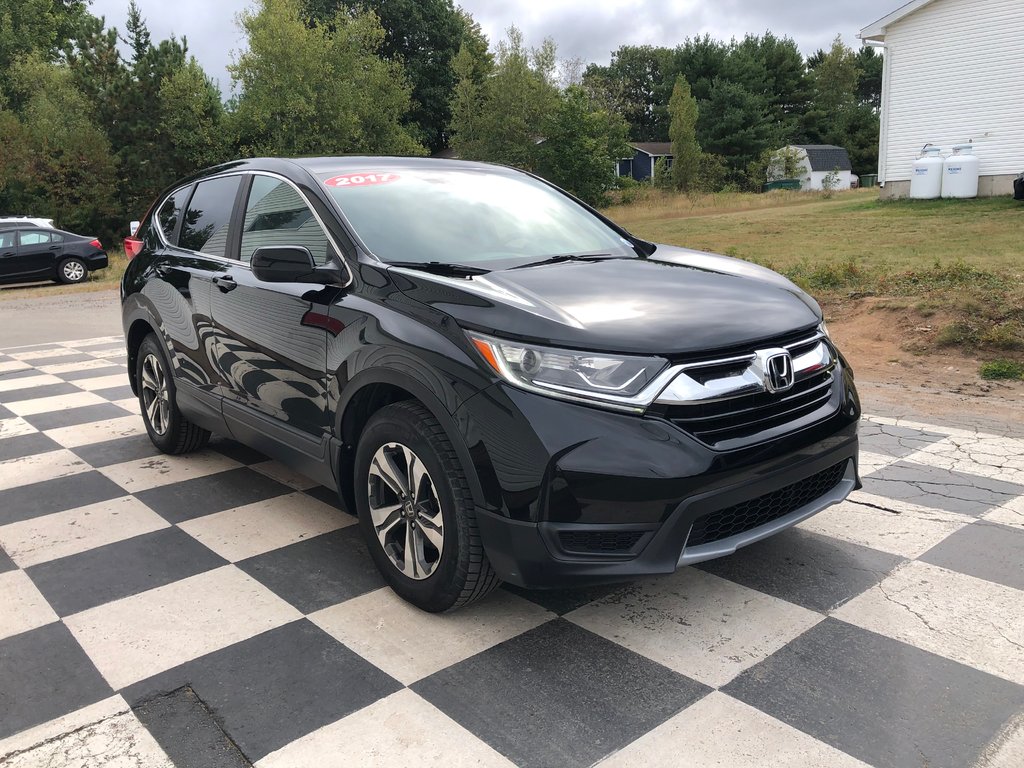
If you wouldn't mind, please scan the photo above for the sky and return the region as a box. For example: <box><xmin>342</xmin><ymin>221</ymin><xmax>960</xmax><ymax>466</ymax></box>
<box><xmin>87</xmin><ymin>0</ymin><xmax>901</xmax><ymax>96</ymax></box>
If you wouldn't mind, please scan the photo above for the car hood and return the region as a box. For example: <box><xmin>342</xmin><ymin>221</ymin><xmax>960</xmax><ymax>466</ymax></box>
<box><xmin>391</xmin><ymin>245</ymin><xmax>821</xmax><ymax>357</ymax></box>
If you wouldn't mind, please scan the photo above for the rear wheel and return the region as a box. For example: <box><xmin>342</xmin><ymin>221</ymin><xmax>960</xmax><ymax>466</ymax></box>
<box><xmin>355</xmin><ymin>401</ymin><xmax>500</xmax><ymax>612</ymax></box>
<box><xmin>137</xmin><ymin>333</ymin><xmax>210</xmax><ymax>455</ymax></box>
<box><xmin>57</xmin><ymin>257</ymin><xmax>87</xmax><ymax>284</ymax></box>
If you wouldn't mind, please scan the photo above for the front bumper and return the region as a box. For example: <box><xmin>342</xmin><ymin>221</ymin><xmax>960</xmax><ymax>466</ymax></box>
<box><xmin>460</xmin><ymin>365</ymin><xmax>860</xmax><ymax>588</ymax></box>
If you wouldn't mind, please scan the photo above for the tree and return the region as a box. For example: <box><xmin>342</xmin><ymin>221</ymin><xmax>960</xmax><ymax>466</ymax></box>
<box><xmin>533</xmin><ymin>85</ymin><xmax>630</xmax><ymax>205</ymax></box>
<box><xmin>231</xmin><ymin>0</ymin><xmax>423</xmax><ymax>157</ymax></box>
<box><xmin>809</xmin><ymin>36</ymin><xmax>859</xmax><ymax>116</ymax></box>
<box><xmin>301</xmin><ymin>0</ymin><xmax>462</xmax><ymax>153</ymax></box>
<box><xmin>448</xmin><ymin>37</ymin><xmax>489</xmax><ymax>159</ymax></box>
<box><xmin>123</xmin><ymin>0</ymin><xmax>151</xmax><ymax>66</ymax></box>
<box><xmin>728</xmin><ymin>33</ymin><xmax>808</xmax><ymax>143</ymax></box>
<box><xmin>669</xmin><ymin>35</ymin><xmax>729</xmax><ymax>104</ymax></box>
<box><xmin>856</xmin><ymin>45</ymin><xmax>883</xmax><ymax>110</ymax></box>
<box><xmin>0</xmin><ymin>0</ymin><xmax>92</xmax><ymax>98</ymax></box>
<box><xmin>454</xmin><ymin>8</ymin><xmax>492</xmax><ymax>83</ymax></box>
<box><xmin>802</xmin><ymin>36</ymin><xmax>880</xmax><ymax>175</ymax></box>
<box><xmin>119</xmin><ymin>36</ymin><xmax>191</xmax><ymax>213</ymax></box>
<box><xmin>158</xmin><ymin>58</ymin><xmax>228</xmax><ymax>177</ymax></box>
<box><xmin>63</xmin><ymin>13</ymin><xmax>126</xmax><ymax>132</ymax></box>
<box><xmin>585</xmin><ymin>45</ymin><xmax>672</xmax><ymax>141</ymax></box>
<box><xmin>450</xmin><ymin>26</ymin><xmax>558</xmax><ymax>168</ymax></box>
<box><xmin>0</xmin><ymin>55</ymin><xmax>118</xmax><ymax>238</ymax></box>
<box><xmin>668</xmin><ymin>76</ymin><xmax>700</xmax><ymax>190</ymax></box>
<box><xmin>699</xmin><ymin>78</ymin><xmax>775</xmax><ymax>183</ymax></box>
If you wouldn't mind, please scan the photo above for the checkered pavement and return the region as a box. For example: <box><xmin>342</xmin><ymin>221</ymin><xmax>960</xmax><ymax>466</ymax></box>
<box><xmin>1</xmin><ymin>336</ymin><xmax>1023</xmax><ymax>768</ymax></box>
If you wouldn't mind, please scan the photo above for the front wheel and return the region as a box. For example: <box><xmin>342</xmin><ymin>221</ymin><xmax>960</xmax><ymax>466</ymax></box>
<box><xmin>355</xmin><ymin>401</ymin><xmax>500</xmax><ymax>612</ymax></box>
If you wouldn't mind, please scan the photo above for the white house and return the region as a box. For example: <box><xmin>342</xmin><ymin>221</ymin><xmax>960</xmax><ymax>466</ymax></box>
<box><xmin>860</xmin><ymin>0</ymin><xmax>1024</xmax><ymax>198</ymax></box>
<box><xmin>769</xmin><ymin>145</ymin><xmax>855</xmax><ymax>191</ymax></box>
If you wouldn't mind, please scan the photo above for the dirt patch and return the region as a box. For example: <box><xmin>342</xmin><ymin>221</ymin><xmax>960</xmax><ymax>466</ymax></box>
<box><xmin>825</xmin><ymin>297</ymin><xmax>1024</xmax><ymax>431</ymax></box>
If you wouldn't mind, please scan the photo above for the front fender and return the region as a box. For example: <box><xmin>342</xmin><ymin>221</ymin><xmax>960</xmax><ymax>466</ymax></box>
<box><xmin>332</xmin><ymin>362</ymin><xmax>496</xmax><ymax>515</ymax></box>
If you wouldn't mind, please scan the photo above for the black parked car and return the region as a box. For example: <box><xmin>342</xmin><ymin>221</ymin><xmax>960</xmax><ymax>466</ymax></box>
<box><xmin>121</xmin><ymin>158</ymin><xmax>860</xmax><ymax>612</ymax></box>
<box><xmin>0</xmin><ymin>224</ymin><xmax>108</xmax><ymax>285</ymax></box>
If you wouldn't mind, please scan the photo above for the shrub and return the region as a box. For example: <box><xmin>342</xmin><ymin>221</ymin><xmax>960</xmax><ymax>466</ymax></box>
<box><xmin>979</xmin><ymin>360</ymin><xmax>1024</xmax><ymax>380</ymax></box>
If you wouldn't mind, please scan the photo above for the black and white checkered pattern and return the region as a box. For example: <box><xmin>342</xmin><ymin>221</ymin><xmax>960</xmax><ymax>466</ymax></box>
<box><xmin>1</xmin><ymin>337</ymin><xmax>1023</xmax><ymax>768</ymax></box>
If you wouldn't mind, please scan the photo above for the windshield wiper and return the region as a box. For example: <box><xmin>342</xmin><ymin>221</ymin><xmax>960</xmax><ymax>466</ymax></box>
<box><xmin>509</xmin><ymin>253</ymin><xmax>616</xmax><ymax>270</ymax></box>
<box><xmin>386</xmin><ymin>261</ymin><xmax>491</xmax><ymax>277</ymax></box>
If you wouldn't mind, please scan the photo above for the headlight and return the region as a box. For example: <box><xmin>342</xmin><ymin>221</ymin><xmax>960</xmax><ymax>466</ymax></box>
<box><xmin>467</xmin><ymin>332</ymin><xmax>669</xmax><ymax>411</ymax></box>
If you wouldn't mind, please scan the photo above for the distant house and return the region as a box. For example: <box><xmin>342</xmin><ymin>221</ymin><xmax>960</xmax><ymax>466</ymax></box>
<box><xmin>616</xmin><ymin>143</ymin><xmax>674</xmax><ymax>182</ymax></box>
<box><xmin>860</xmin><ymin>0</ymin><xmax>1024</xmax><ymax>198</ymax></box>
<box><xmin>769</xmin><ymin>145</ymin><xmax>855</xmax><ymax>191</ymax></box>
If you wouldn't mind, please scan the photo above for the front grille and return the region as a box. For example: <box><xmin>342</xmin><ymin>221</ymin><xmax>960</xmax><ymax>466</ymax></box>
<box><xmin>558</xmin><ymin>530</ymin><xmax>645</xmax><ymax>554</ymax></box>
<box><xmin>686</xmin><ymin>461</ymin><xmax>848</xmax><ymax>548</ymax></box>
<box><xmin>664</xmin><ymin>369</ymin><xmax>836</xmax><ymax>447</ymax></box>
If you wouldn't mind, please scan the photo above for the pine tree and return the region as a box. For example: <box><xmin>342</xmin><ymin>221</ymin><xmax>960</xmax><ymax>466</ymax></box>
<box><xmin>124</xmin><ymin>0</ymin><xmax>151</xmax><ymax>66</ymax></box>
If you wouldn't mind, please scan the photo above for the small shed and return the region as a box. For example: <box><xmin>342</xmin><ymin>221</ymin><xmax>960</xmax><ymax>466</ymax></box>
<box><xmin>770</xmin><ymin>145</ymin><xmax>855</xmax><ymax>191</ymax></box>
<box><xmin>617</xmin><ymin>143</ymin><xmax>674</xmax><ymax>182</ymax></box>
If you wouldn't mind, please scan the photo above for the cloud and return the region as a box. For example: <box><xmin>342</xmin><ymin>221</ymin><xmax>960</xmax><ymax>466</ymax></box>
<box><xmin>88</xmin><ymin>0</ymin><xmax>900</xmax><ymax>95</ymax></box>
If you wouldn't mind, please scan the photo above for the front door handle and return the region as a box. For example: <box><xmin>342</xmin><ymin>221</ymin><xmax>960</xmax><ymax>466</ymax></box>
<box><xmin>213</xmin><ymin>275</ymin><xmax>238</xmax><ymax>293</ymax></box>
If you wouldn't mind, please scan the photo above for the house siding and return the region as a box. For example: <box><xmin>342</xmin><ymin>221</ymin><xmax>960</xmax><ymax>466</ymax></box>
<box><xmin>879</xmin><ymin>0</ymin><xmax>1024</xmax><ymax>185</ymax></box>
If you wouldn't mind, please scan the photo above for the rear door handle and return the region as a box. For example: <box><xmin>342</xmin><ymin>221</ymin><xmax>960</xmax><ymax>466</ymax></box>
<box><xmin>213</xmin><ymin>275</ymin><xmax>237</xmax><ymax>293</ymax></box>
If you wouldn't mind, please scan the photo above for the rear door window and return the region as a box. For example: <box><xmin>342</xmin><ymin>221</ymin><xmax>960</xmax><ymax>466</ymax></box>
<box><xmin>18</xmin><ymin>231</ymin><xmax>51</xmax><ymax>246</ymax></box>
<box><xmin>240</xmin><ymin>176</ymin><xmax>332</xmax><ymax>266</ymax></box>
<box><xmin>179</xmin><ymin>176</ymin><xmax>242</xmax><ymax>258</ymax></box>
<box><xmin>157</xmin><ymin>187</ymin><xmax>187</xmax><ymax>244</ymax></box>
<box><xmin>0</xmin><ymin>232</ymin><xmax>14</xmax><ymax>249</ymax></box>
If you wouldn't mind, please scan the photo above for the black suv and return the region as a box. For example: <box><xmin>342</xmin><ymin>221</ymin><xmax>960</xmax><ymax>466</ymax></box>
<box><xmin>121</xmin><ymin>158</ymin><xmax>860</xmax><ymax>612</ymax></box>
<box><xmin>0</xmin><ymin>224</ymin><xmax>108</xmax><ymax>285</ymax></box>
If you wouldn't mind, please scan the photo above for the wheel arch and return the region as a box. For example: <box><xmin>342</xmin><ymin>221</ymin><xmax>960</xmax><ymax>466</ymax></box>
<box><xmin>334</xmin><ymin>369</ymin><xmax>488</xmax><ymax>517</ymax></box>
<box><xmin>125</xmin><ymin>317</ymin><xmax>158</xmax><ymax>395</ymax></box>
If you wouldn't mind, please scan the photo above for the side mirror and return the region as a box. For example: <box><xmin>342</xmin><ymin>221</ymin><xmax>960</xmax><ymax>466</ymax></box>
<box><xmin>251</xmin><ymin>246</ymin><xmax>318</xmax><ymax>283</ymax></box>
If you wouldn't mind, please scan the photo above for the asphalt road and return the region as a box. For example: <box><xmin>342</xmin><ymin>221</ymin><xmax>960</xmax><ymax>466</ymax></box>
<box><xmin>0</xmin><ymin>288</ymin><xmax>121</xmax><ymax>347</ymax></box>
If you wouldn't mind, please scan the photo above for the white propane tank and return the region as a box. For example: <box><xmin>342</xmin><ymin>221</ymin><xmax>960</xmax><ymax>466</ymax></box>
<box><xmin>909</xmin><ymin>145</ymin><xmax>944</xmax><ymax>199</ymax></box>
<box><xmin>941</xmin><ymin>144</ymin><xmax>980</xmax><ymax>199</ymax></box>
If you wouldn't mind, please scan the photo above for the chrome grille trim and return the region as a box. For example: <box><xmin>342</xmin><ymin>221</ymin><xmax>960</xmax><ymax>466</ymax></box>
<box><xmin>654</xmin><ymin>333</ymin><xmax>833</xmax><ymax>406</ymax></box>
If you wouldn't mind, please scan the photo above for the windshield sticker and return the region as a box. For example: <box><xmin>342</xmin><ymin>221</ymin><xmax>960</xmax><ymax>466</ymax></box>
<box><xmin>324</xmin><ymin>173</ymin><xmax>400</xmax><ymax>188</ymax></box>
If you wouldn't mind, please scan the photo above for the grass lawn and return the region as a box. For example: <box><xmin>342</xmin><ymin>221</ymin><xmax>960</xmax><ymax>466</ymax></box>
<box><xmin>603</xmin><ymin>188</ymin><xmax>1023</xmax><ymax>274</ymax></box>
<box><xmin>602</xmin><ymin>188</ymin><xmax>1024</xmax><ymax>365</ymax></box>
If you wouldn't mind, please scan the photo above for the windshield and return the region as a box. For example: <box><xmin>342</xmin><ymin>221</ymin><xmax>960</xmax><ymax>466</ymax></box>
<box><xmin>318</xmin><ymin>167</ymin><xmax>636</xmax><ymax>269</ymax></box>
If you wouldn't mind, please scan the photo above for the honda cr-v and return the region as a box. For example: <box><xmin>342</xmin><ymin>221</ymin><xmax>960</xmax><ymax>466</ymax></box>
<box><xmin>121</xmin><ymin>157</ymin><xmax>860</xmax><ymax>612</ymax></box>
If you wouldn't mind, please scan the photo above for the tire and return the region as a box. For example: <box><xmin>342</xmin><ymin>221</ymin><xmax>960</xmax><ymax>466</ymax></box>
<box><xmin>355</xmin><ymin>401</ymin><xmax>500</xmax><ymax>612</ymax></box>
<box><xmin>57</xmin><ymin>257</ymin><xmax>88</xmax><ymax>284</ymax></box>
<box><xmin>136</xmin><ymin>333</ymin><xmax>211</xmax><ymax>455</ymax></box>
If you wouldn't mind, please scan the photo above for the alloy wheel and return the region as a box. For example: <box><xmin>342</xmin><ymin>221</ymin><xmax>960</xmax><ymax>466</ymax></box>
<box><xmin>63</xmin><ymin>260</ymin><xmax>85</xmax><ymax>281</ymax></box>
<box><xmin>140</xmin><ymin>353</ymin><xmax>170</xmax><ymax>436</ymax></box>
<box><xmin>367</xmin><ymin>442</ymin><xmax>445</xmax><ymax>580</ymax></box>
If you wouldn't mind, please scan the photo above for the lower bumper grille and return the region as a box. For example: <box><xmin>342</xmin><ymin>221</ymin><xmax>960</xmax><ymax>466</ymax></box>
<box><xmin>686</xmin><ymin>461</ymin><xmax>848</xmax><ymax>548</ymax></box>
<box><xmin>558</xmin><ymin>530</ymin><xmax>645</xmax><ymax>554</ymax></box>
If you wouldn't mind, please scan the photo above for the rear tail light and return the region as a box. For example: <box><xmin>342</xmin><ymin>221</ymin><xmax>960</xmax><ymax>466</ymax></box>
<box><xmin>124</xmin><ymin>237</ymin><xmax>144</xmax><ymax>260</ymax></box>
<box><xmin>89</xmin><ymin>239</ymin><xmax>102</xmax><ymax>249</ymax></box>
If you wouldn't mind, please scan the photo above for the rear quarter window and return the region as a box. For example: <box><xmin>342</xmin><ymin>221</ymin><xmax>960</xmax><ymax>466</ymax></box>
<box><xmin>179</xmin><ymin>176</ymin><xmax>242</xmax><ymax>258</ymax></box>
<box><xmin>157</xmin><ymin>187</ymin><xmax>188</xmax><ymax>244</ymax></box>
